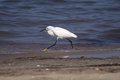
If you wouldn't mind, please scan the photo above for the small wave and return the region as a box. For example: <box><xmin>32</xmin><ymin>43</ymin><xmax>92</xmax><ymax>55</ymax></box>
<box><xmin>99</xmin><ymin>28</ymin><xmax>120</xmax><ymax>40</ymax></box>
<box><xmin>0</xmin><ymin>31</ymin><xmax>16</xmax><ymax>36</ymax></box>
<box><xmin>76</xmin><ymin>38</ymin><xmax>104</xmax><ymax>47</ymax></box>
<box><xmin>94</xmin><ymin>7</ymin><xmax>120</xmax><ymax>12</ymax></box>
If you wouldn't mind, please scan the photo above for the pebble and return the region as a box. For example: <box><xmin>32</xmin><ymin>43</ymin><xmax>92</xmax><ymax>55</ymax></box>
<box><xmin>36</xmin><ymin>64</ymin><xmax>41</xmax><ymax>67</ymax></box>
<box><xmin>95</xmin><ymin>67</ymin><xmax>100</xmax><ymax>71</ymax></box>
<box><xmin>62</xmin><ymin>55</ymin><xmax>69</xmax><ymax>58</ymax></box>
<box><xmin>45</xmin><ymin>68</ymin><xmax>49</xmax><ymax>71</ymax></box>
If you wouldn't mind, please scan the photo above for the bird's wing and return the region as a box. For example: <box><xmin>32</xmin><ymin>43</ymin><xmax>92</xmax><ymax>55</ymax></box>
<box><xmin>54</xmin><ymin>27</ymin><xmax>77</xmax><ymax>38</ymax></box>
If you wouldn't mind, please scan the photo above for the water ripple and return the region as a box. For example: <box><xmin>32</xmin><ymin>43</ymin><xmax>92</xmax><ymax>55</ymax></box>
<box><xmin>0</xmin><ymin>0</ymin><xmax>120</xmax><ymax>45</ymax></box>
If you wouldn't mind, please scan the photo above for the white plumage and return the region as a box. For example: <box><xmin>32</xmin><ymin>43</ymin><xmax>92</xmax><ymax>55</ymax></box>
<box><xmin>41</xmin><ymin>26</ymin><xmax>77</xmax><ymax>51</ymax></box>
<box><xmin>46</xmin><ymin>26</ymin><xmax>77</xmax><ymax>39</ymax></box>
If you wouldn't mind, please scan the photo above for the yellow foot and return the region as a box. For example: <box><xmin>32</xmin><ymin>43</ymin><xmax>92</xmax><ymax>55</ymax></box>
<box><xmin>42</xmin><ymin>48</ymin><xmax>48</xmax><ymax>52</ymax></box>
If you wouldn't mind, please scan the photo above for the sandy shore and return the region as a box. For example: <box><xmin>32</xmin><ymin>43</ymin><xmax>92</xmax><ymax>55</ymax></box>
<box><xmin>0</xmin><ymin>42</ymin><xmax>120</xmax><ymax>80</ymax></box>
<box><xmin>0</xmin><ymin>48</ymin><xmax>120</xmax><ymax>80</ymax></box>
<box><xmin>1</xmin><ymin>72</ymin><xmax>120</xmax><ymax>80</ymax></box>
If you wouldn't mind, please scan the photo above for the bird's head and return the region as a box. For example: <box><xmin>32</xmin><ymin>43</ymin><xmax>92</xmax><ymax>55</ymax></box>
<box><xmin>46</xmin><ymin>26</ymin><xmax>54</xmax><ymax>31</ymax></box>
<box><xmin>40</xmin><ymin>26</ymin><xmax>54</xmax><ymax>32</ymax></box>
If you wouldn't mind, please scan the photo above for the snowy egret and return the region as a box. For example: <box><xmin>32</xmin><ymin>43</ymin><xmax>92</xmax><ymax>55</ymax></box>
<box><xmin>41</xmin><ymin>26</ymin><xmax>77</xmax><ymax>51</ymax></box>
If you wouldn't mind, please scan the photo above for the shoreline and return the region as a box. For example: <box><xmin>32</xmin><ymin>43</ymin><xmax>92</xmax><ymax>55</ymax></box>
<box><xmin>0</xmin><ymin>54</ymin><xmax>120</xmax><ymax>80</ymax></box>
<box><xmin>0</xmin><ymin>43</ymin><xmax>120</xmax><ymax>80</ymax></box>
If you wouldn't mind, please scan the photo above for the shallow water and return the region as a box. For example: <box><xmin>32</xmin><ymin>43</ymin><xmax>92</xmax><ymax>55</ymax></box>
<box><xmin>0</xmin><ymin>0</ymin><xmax>120</xmax><ymax>45</ymax></box>
<box><xmin>65</xmin><ymin>50</ymin><xmax>120</xmax><ymax>58</ymax></box>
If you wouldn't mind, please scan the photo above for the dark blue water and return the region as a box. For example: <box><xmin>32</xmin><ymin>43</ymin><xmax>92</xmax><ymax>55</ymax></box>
<box><xmin>0</xmin><ymin>0</ymin><xmax>120</xmax><ymax>45</ymax></box>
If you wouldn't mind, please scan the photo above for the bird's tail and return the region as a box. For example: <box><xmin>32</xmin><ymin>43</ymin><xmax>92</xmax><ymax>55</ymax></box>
<box><xmin>71</xmin><ymin>33</ymin><xmax>77</xmax><ymax>38</ymax></box>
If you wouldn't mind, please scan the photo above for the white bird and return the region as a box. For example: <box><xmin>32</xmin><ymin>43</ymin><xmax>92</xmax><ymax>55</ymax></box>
<box><xmin>41</xmin><ymin>26</ymin><xmax>77</xmax><ymax>51</ymax></box>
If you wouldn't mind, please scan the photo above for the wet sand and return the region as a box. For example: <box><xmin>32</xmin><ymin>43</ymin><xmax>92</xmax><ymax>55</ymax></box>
<box><xmin>0</xmin><ymin>45</ymin><xmax>120</xmax><ymax>80</ymax></box>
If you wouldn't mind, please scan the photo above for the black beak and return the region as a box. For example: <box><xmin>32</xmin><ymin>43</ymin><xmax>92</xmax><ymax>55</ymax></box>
<box><xmin>40</xmin><ymin>28</ymin><xmax>46</xmax><ymax>32</ymax></box>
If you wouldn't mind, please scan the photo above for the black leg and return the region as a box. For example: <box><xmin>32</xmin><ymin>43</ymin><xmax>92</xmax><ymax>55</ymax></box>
<box><xmin>66</xmin><ymin>39</ymin><xmax>73</xmax><ymax>48</ymax></box>
<box><xmin>47</xmin><ymin>39</ymin><xmax>57</xmax><ymax>49</ymax></box>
